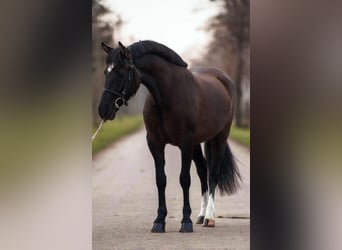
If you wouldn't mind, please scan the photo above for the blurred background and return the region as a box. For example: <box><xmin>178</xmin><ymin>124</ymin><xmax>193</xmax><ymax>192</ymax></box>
<box><xmin>92</xmin><ymin>0</ymin><xmax>250</xmax><ymax>129</ymax></box>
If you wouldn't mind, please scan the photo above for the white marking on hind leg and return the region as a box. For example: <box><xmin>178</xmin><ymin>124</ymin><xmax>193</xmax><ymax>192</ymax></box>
<box><xmin>205</xmin><ymin>194</ymin><xmax>215</xmax><ymax>219</ymax></box>
<box><xmin>198</xmin><ymin>191</ymin><xmax>208</xmax><ymax>216</ymax></box>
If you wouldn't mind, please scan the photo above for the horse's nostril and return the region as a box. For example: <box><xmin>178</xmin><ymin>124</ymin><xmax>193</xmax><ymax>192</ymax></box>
<box><xmin>98</xmin><ymin>105</ymin><xmax>107</xmax><ymax>119</ymax></box>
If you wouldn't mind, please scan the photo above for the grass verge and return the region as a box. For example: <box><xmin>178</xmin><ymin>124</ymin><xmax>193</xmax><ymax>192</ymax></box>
<box><xmin>92</xmin><ymin>115</ymin><xmax>143</xmax><ymax>154</ymax></box>
<box><xmin>230</xmin><ymin>124</ymin><xmax>250</xmax><ymax>147</ymax></box>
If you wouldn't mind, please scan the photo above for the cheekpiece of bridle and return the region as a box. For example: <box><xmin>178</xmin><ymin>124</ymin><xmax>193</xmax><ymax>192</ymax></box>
<box><xmin>103</xmin><ymin>62</ymin><xmax>136</xmax><ymax>109</ymax></box>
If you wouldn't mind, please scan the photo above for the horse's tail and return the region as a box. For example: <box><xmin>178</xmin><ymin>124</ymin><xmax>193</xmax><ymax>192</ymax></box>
<box><xmin>217</xmin><ymin>142</ymin><xmax>241</xmax><ymax>195</ymax></box>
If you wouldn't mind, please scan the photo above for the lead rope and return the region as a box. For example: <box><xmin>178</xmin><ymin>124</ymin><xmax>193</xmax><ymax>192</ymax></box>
<box><xmin>92</xmin><ymin>120</ymin><xmax>105</xmax><ymax>141</ymax></box>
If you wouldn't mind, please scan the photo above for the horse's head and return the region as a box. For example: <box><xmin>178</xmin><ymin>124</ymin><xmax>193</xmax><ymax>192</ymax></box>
<box><xmin>98</xmin><ymin>41</ymin><xmax>140</xmax><ymax>121</ymax></box>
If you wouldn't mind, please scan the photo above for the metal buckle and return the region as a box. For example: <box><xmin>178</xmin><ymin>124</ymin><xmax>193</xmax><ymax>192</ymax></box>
<box><xmin>114</xmin><ymin>97</ymin><xmax>125</xmax><ymax>109</ymax></box>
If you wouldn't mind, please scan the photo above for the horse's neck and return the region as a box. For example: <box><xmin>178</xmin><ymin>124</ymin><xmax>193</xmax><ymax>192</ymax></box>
<box><xmin>139</xmin><ymin>71</ymin><xmax>164</xmax><ymax>107</ymax></box>
<box><xmin>135</xmin><ymin>55</ymin><xmax>175</xmax><ymax>108</ymax></box>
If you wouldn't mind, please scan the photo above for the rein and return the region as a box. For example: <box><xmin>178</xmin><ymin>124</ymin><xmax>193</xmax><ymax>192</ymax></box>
<box><xmin>92</xmin><ymin>120</ymin><xmax>104</xmax><ymax>141</ymax></box>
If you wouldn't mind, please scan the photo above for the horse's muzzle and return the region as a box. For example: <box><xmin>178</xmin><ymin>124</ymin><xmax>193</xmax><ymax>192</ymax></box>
<box><xmin>98</xmin><ymin>104</ymin><xmax>118</xmax><ymax>121</ymax></box>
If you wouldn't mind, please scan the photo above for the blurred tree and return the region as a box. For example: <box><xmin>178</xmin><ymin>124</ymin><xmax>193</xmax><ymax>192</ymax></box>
<box><xmin>92</xmin><ymin>0</ymin><xmax>122</xmax><ymax>126</ymax></box>
<box><xmin>207</xmin><ymin>0</ymin><xmax>250</xmax><ymax>127</ymax></box>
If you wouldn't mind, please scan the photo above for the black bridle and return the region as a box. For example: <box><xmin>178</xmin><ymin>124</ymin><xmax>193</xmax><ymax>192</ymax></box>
<box><xmin>103</xmin><ymin>64</ymin><xmax>136</xmax><ymax>109</ymax></box>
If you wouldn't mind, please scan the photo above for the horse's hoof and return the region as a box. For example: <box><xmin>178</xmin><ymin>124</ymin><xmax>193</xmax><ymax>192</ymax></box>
<box><xmin>196</xmin><ymin>216</ymin><xmax>205</xmax><ymax>224</ymax></box>
<box><xmin>151</xmin><ymin>223</ymin><xmax>165</xmax><ymax>233</ymax></box>
<box><xmin>203</xmin><ymin>218</ymin><xmax>215</xmax><ymax>227</ymax></box>
<box><xmin>179</xmin><ymin>222</ymin><xmax>193</xmax><ymax>233</ymax></box>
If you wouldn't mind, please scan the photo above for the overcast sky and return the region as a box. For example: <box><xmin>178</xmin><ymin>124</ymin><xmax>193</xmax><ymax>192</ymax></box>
<box><xmin>105</xmin><ymin>0</ymin><xmax>220</xmax><ymax>61</ymax></box>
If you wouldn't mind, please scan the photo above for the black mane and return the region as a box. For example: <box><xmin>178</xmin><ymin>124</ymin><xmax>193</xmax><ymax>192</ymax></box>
<box><xmin>129</xmin><ymin>40</ymin><xmax>188</xmax><ymax>68</ymax></box>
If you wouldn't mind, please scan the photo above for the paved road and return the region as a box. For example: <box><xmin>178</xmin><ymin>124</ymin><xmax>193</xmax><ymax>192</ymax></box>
<box><xmin>93</xmin><ymin>127</ymin><xmax>250</xmax><ymax>250</ymax></box>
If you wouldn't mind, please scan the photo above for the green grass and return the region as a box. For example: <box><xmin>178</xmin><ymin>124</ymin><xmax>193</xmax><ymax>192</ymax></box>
<box><xmin>92</xmin><ymin>115</ymin><xmax>143</xmax><ymax>154</ymax></box>
<box><xmin>230</xmin><ymin>124</ymin><xmax>250</xmax><ymax>147</ymax></box>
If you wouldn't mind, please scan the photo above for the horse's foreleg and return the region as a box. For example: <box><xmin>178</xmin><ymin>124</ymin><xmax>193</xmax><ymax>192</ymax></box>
<box><xmin>147</xmin><ymin>138</ymin><xmax>167</xmax><ymax>233</ymax></box>
<box><xmin>179</xmin><ymin>138</ymin><xmax>193</xmax><ymax>233</ymax></box>
<box><xmin>193</xmin><ymin>144</ymin><xmax>208</xmax><ymax>224</ymax></box>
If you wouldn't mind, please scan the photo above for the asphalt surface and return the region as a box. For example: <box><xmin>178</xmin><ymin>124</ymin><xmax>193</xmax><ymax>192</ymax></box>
<box><xmin>93</xmin><ymin>127</ymin><xmax>250</xmax><ymax>250</ymax></box>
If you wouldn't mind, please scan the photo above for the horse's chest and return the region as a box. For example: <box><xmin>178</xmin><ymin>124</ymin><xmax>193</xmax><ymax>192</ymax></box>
<box><xmin>143</xmin><ymin>106</ymin><xmax>190</xmax><ymax>145</ymax></box>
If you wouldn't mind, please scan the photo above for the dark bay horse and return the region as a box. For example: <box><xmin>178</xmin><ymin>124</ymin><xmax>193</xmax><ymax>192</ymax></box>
<box><xmin>98</xmin><ymin>40</ymin><xmax>241</xmax><ymax>233</ymax></box>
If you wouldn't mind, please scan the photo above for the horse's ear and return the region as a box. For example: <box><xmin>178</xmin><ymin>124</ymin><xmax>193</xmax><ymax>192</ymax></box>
<box><xmin>118</xmin><ymin>41</ymin><xmax>131</xmax><ymax>58</ymax></box>
<box><xmin>101</xmin><ymin>42</ymin><xmax>112</xmax><ymax>54</ymax></box>
<box><xmin>118</xmin><ymin>41</ymin><xmax>125</xmax><ymax>49</ymax></box>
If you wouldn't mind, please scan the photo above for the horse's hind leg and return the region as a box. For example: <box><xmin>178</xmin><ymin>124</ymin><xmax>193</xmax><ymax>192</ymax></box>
<box><xmin>147</xmin><ymin>137</ymin><xmax>167</xmax><ymax>233</ymax></box>
<box><xmin>192</xmin><ymin>144</ymin><xmax>208</xmax><ymax>224</ymax></box>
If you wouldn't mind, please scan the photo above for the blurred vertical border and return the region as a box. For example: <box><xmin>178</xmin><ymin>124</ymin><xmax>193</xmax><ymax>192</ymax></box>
<box><xmin>251</xmin><ymin>1</ymin><xmax>342</xmax><ymax>250</ymax></box>
<box><xmin>0</xmin><ymin>1</ymin><xmax>92</xmax><ymax>250</ymax></box>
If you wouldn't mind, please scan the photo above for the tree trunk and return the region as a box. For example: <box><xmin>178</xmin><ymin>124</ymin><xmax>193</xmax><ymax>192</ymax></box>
<box><xmin>234</xmin><ymin>46</ymin><xmax>244</xmax><ymax>127</ymax></box>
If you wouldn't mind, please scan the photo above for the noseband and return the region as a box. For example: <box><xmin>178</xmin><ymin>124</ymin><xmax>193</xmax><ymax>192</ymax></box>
<box><xmin>103</xmin><ymin>64</ymin><xmax>136</xmax><ymax>109</ymax></box>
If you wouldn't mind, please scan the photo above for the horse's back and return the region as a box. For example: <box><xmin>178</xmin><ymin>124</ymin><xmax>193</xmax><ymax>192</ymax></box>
<box><xmin>191</xmin><ymin>67</ymin><xmax>235</xmax><ymax>99</ymax></box>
